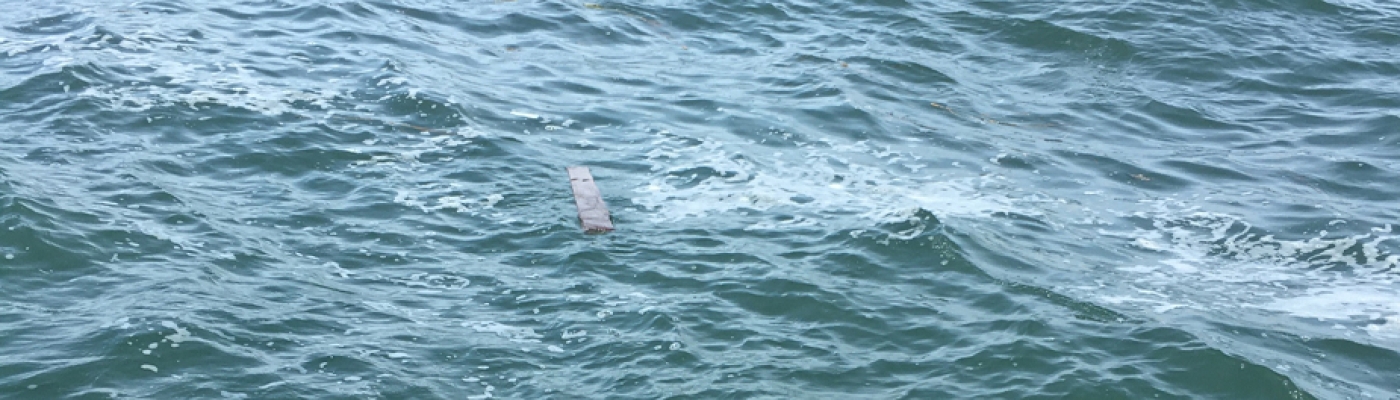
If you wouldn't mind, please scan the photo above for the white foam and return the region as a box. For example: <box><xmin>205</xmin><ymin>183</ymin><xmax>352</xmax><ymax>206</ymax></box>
<box><xmin>643</xmin><ymin>123</ymin><xmax>1400</xmax><ymax>345</ymax></box>
<box><xmin>394</xmin><ymin>190</ymin><xmax>505</xmax><ymax>214</ymax></box>
<box><xmin>100</xmin><ymin>317</ymin><xmax>132</xmax><ymax>329</ymax></box>
<box><xmin>27</xmin><ymin>31</ymin><xmax>353</xmax><ymax>116</ymax></box>
<box><xmin>461</xmin><ymin>321</ymin><xmax>543</xmax><ymax>343</ymax></box>
<box><xmin>631</xmin><ymin>135</ymin><xmax>1035</xmax><ymax>226</ymax></box>
<box><xmin>1264</xmin><ymin>287</ymin><xmax>1400</xmax><ymax>321</ymax></box>
<box><xmin>377</xmin><ymin>77</ymin><xmax>409</xmax><ymax>86</ymax></box>
<box><xmin>1092</xmin><ymin>200</ymin><xmax>1400</xmax><ymax>338</ymax></box>
<box><xmin>79</xmin><ymin>63</ymin><xmax>344</xmax><ymax>116</ymax></box>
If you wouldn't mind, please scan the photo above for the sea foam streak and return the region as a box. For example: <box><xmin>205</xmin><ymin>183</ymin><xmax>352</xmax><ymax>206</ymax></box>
<box><xmin>628</xmin><ymin>125</ymin><xmax>1400</xmax><ymax>343</ymax></box>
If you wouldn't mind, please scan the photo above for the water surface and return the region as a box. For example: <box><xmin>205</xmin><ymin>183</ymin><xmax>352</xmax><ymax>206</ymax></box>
<box><xmin>2</xmin><ymin>0</ymin><xmax>1398</xmax><ymax>398</ymax></box>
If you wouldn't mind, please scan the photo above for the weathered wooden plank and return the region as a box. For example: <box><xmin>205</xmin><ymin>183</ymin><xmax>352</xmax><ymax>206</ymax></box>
<box><xmin>566</xmin><ymin>166</ymin><xmax>614</xmax><ymax>233</ymax></box>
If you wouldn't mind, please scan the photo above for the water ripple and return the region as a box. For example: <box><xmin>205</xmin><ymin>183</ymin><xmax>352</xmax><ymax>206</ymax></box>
<box><xmin>2</xmin><ymin>0</ymin><xmax>1398</xmax><ymax>397</ymax></box>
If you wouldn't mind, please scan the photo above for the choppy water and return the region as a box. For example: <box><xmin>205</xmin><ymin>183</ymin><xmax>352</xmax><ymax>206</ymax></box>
<box><xmin>2</xmin><ymin>0</ymin><xmax>1398</xmax><ymax>398</ymax></box>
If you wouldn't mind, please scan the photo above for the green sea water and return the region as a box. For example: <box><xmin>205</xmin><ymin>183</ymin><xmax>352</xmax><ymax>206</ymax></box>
<box><xmin>2</xmin><ymin>0</ymin><xmax>1398</xmax><ymax>398</ymax></box>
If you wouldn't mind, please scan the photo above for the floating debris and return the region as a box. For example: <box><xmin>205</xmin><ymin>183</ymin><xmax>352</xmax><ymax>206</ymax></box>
<box><xmin>567</xmin><ymin>166</ymin><xmax>614</xmax><ymax>233</ymax></box>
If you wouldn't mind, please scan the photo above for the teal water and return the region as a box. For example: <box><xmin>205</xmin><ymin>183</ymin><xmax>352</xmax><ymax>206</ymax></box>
<box><xmin>2</xmin><ymin>0</ymin><xmax>1397</xmax><ymax>398</ymax></box>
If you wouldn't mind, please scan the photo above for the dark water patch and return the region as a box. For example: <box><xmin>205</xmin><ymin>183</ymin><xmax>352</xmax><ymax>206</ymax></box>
<box><xmin>1305</xmin><ymin>337</ymin><xmax>1400</xmax><ymax>387</ymax></box>
<box><xmin>1056</xmin><ymin>150</ymin><xmax>1193</xmax><ymax>191</ymax></box>
<box><xmin>995</xmin><ymin>17</ymin><xmax>1139</xmax><ymax>65</ymax></box>
<box><xmin>1233</xmin><ymin>139</ymin><xmax>1297</xmax><ymax>151</ymax></box>
<box><xmin>0</xmin><ymin>197</ymin><xmax>110</xmax><ymax>263</ymax></box>
<box><xmin>201</xmin><ymin>147</ymin><xmax>362</xmax><ymax>179</ymax></box>
<box><xmin>241</xmin><ymin>28</ymin><xmax>293</xmax><ymax>40</ymax></box>
<box><xmin>696</xmin><ymin>1</ymin><xmax>798</xmax><ymax>26</ymax></box>
<box><xmin>3</xmin><ymin>10</ymin><xmax>91</xmax><ymax>36</ymax></box>
<box><xmin>1236</xmin><ymin>0</ymin><xmax>1362</xmax><ymax>16</ymax></box>
<box><xmin>797</xmin><ymin>103</ymin><xmax>887</xmax><ymax>141</ymax></box>
<box><xmin>992</xmin><ymin>210</ymin><xmax>1058</xmax><ymax>234</ymax></box>
<box><xmin>209</xmin><ymin>2</ymin><xmax>322</xmax><ymax>22</ymax></box>
<box><xmin>454</xmin><ymin>11</ymin><xmax>568</xmax><ymax>40</ymax></box>
<box><xmin>856</xmin><ymin>57</ymin><xmax>959</xmax><ymax>89</ymax></box>
<box><xmin>1126</xmin><ymin>328</ymin><xmax>1314</xmax><ymax>400</ymax></box>
<box><xmin>1280</xmin><ymin>169</ymin><xmax>1396</xmax><ymax>202</ymax></box>
<box><xmin>1352</xmin><ymin>22</ymin><xmax>1400</xmax><ymax>47</ymax></box>
<box><xmin>833</xmin><ymin>70</ymin><xmax>926</xmax><ymax>107</ymax></box>
<box><xmin>284</xmin><ymin>4</ymin><xmax>352</xmax><ymax>24</ymax></box>
<box><xmin>1159</xmin><ymin>159</ymin><xmax>1259</xmax><ymax>183</ymax></box>
<box><xmin>1138</xmin><ymin>98</ymin><xmax>1256</xmax><ymax>136</ymax></box>
<box><xmin>0</xmin><ymin>67</ymin><xmax>97</xmax><ymax>116</ymax></box>
<box><xmin>989</xmin><ymin>152</ymin><xmax>1042</xmax><ymax>171</ymax></box>
<box><xmin>132</xmin><ymin>1</ymin><xmax>197</xmax><ymax>15</ymax></box>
